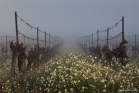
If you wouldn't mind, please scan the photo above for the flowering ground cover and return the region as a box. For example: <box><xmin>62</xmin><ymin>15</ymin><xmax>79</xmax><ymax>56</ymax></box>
<box><xmin>0</xmin><ymin>44</ymin><xmax>139</xmax><ymax>93</ymax></box>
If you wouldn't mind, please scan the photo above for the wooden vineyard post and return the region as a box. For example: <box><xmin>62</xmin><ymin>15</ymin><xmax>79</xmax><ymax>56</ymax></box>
<box><xmin>49</xmin><ymin>34</ymin><xmax>51</xmax><ymax>47</ymax></box>
<box><xmin>92</xmin><ymin>34</ymin><xmax>93</xmax><ymax>47</ymax></box>
<box><xmin>49</xmin><ymin>34</ymin><xmax>51</xmax><ymax>58</ymax></box>
<box><xmin>37</xmin><ymin>27</ymin><xmax>39</xmax><ymax>65</ymax></box>
<box><xmin>37</xmin><ymin>27</ymin><xmax>39</xmax><ymax>48</ymax></box>
<box><xmin>1</xmin><ymin>36</ymin><xmax>2</xmax><ymax>46</ymax></box>
<box><xmin>107</xmin><ymin>28</ymin><xmax>109</xmax><ymax>46</ymax></box>
<box><xmin>15</xmin><ymin>12</ymin><xmax>19</xmax><ymax>45</ymax></box>
<box><xmin>52</xmin><ymin>36</ymin><xmax>54</xmax><ymax>47</ymax></box>
<box><xmin>109</xmin><ymin>36</ymin><xmax>111</xmax><ymax>49</ymax></box>
<box><xmin>45</xmin><ymin>31</ymin><xmax>47</xmax><ymax>48</ymax></box>
<box><xmin>15</xmin><ymin>12</ymin><xmax>18</xmax><ymax>78</ymax></box>
<box><xmin>97</xmin><ymin>30</ymin><xmax>99</xmax><ymax>47</ymax></box>
<box><xmin>122</xmin><ymin>16</ymin><xmax>125</xmax><ymax>66</ymax></box>
<box><xmin>135</xmin><ymin>34</ymin><xmax>136</xmax><ymax>59</ymax></box>
<box><xmin>88</xmin><ymin>35</ymin><xmax>90</xmax><ymax>48</ymax></box>
<box><xmin>84</xmin><ymin>36</ymin><xmax>86</xmax><ymax>52</ymax></box>
<box><xmin>33</xmin><ymin>39</ymin><xmax>34</xmax><ymax>46</ymax></box>
<box><xmin>51</xmin><ymin>36</ymin><xmax>53</xmax><ymax>47</ymax></box>
<box><xmin>86</xmin><ymin>36</ymin><xmax>87</xmax><ymax>54</ymax></box>
<box><xmin>137</xmin><ymin>35</ymin><xmax>139</xmax><ymax>55</ymax></box>
<box><xmin>97</xmin><ymin>30</ymin><xmax>99</xmax><ymax>62</ymax></box>
<box><xmin>122</xmin><ymin>16</ymin><xmax>124</xmax><ymax>41</ymax></box>
<box><xmin>6</xmin><ymin>35</ymin><xmax>7</xmax><ymax>60</ymax></box>
<box><xmin>13</xmin><ymin>12</ymin><xmax>19</xmax><ymax>78</ymax></box>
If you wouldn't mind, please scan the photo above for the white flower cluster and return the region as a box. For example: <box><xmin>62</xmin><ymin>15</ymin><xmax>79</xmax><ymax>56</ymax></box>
<box><xmin>0</xmin><ymin>50</ymin><xmax>139</xmax><ymax>92</ymax></box>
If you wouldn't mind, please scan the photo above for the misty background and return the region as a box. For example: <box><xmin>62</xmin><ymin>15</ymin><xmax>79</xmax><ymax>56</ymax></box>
<box><xmin>0</xmin><ymin>0</ymin><xmax>139</xmax><ymax>44</ymax></box>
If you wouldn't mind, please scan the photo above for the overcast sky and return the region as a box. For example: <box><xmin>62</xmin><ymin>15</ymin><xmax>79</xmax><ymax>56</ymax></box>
<box><xmin>0</xmin><ymin>0</ymin><xmax>139</xmax><ymax>41</ymax></box>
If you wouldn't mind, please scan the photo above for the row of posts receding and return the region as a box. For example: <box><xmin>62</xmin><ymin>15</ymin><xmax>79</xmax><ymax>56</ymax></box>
<box><xmin>80</xmin><ymin>16</ymin><xmax>125</xmax><ymax>52</ymax></box>
<box><xmin>15</xmin><ymin>12</ymin><xmax>60</xmax><ymax>49</ymax></box>
<box><xmin>78</xmin><ymin>16</ymin><xmax>138</xmax><ymax>59</ymax></box>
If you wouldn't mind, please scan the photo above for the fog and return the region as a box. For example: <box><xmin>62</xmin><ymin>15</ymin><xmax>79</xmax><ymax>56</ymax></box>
<box><xmin>0</xmin><ymin>0</ymin><xmax>139</xmax><ymax>45</ymax></box>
